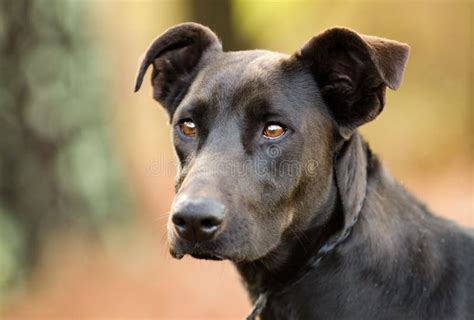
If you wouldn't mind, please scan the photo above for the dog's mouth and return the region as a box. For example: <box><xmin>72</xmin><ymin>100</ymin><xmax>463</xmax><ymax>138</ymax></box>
<box><xmin>190</xmin><ymin>252</ymin><xmax>224</xmax><ymax>260</ymax></box>
<box><xmin>170</xmin><ymin>246</ymin><xmax>226</xmax><ymax>261</ymax></box>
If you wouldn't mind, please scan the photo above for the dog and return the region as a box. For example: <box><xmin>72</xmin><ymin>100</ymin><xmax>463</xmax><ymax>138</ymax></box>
<box><xmin>135</xmin><ymin>23</ymin><xmax>474</xmax><ymax>319</ymax></box>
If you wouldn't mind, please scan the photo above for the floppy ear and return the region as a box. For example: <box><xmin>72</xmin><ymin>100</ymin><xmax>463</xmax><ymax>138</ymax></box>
<box><xmin>334</xmin><ymin>133</ymin><xmax>368</xmax><ymax>233</ymax></box>
<box><xmin>134</xmin><ymin>22</ymin><xmax>222</xmax><ymax>116</ymax></box>
<box><xmin>295</xmin><ymin>27</ymin><xmax>410</xmax><ymax>139</ymax></box>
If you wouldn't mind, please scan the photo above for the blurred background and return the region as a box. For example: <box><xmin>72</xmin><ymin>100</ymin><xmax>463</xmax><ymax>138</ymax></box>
<box><xmin>0</xmin><ymin>0</ymin><xmax>472</xmax><ymax>319</ymax></box>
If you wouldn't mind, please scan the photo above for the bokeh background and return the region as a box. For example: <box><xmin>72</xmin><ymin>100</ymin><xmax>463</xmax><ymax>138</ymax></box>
<box><xmin>0</xmin><ymin>0</ymin><xmax>472</xmax><ymax>319</ymax></box>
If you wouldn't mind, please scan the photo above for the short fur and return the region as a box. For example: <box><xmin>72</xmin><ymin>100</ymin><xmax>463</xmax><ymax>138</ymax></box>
<box><xmin>135</xmin><ymin>23</ymin><xmax>474</xmax><ymax>319</ymax></box>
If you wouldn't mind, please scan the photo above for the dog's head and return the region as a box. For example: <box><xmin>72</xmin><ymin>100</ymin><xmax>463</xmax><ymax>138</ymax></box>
<box><xmin>135</xmin><ymin>23</ymin><xmax>409</xmax><ymax>262</ymax></box>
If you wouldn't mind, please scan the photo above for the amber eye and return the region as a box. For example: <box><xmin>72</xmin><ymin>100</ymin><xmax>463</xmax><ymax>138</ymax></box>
<box><xmin>179</xmin><ymin>120</ymin><xmax>197</xmax><ymax>137</ymax></box>
<box><xmin>263</xmin><ymin>123</ymin><xmax>286</xmax><ymax>139</ymax></box>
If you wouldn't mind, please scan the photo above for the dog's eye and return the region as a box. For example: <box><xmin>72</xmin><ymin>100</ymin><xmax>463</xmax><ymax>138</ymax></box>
<box><xmin>179</xmin><ymin>120</ymin><xmax>197</xmax><ymax>137</ymax></box>
<box><xmin>263</xmin><ymin>123</ymin><xmax>286</xmax><ymax>139</ymax></box>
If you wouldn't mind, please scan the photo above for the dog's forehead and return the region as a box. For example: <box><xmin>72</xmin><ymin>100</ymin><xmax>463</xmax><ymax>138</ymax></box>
<box><xmin>190</xmin><ymin>50</ymin><xmax>289</xmax><ymax>105</ymax></box>
<box><xmin>177</xmin><ymin>49</ymin><xmax>321</xmax><ymax>124</ymax></box>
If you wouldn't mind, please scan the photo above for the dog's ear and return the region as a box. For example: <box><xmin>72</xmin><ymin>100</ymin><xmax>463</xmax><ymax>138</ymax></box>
<box><xmin>134</xmin><ymin>22</ymin><xmax>222</xmax><ymax>116</ymax></box>
<box><xmin>334</xmin><ymin>133</ymin><xmax>368</xmax><ymax>232</ymax></box>
<box><xmin>295</xmin><ymin>27</ymin><xmax>410</xmax><ymax>139</ymax></box>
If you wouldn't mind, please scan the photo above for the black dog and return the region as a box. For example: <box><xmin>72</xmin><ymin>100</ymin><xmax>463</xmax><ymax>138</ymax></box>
<box><xmin>135</xmin><ymin>23</ymin><xmax>474</xmax><ymax>319</ymax></box>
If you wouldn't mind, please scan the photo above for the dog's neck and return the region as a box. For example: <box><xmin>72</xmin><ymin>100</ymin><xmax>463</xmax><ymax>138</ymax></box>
<box><xmin>232</xmin><ymin>133</ymin><xmax>463</xmax><ymax>320</ymax></box>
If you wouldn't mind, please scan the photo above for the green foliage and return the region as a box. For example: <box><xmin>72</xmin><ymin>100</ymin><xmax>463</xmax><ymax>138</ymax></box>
<box><xmin>0</xmin><ymin>0</ymin><xmax>130</xmax><ymax>299</ymax></box>
<box><xmin>0</xmin><ymin>207</ymin><xmax>26</xmax><ymax>301</ymax></box>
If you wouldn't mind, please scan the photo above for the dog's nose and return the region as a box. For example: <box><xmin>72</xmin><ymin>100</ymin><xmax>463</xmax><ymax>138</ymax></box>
<box><xmin>171</xmin><ymin>197</ymin><xmax>226</xmax><ymax>242</ymax></box>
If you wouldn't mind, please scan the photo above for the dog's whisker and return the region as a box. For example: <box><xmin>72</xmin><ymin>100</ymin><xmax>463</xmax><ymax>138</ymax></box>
<box><xmin>154</xmin><ymin>211</ymin><xmax>171</xmax><ymax>221</ymax></box>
